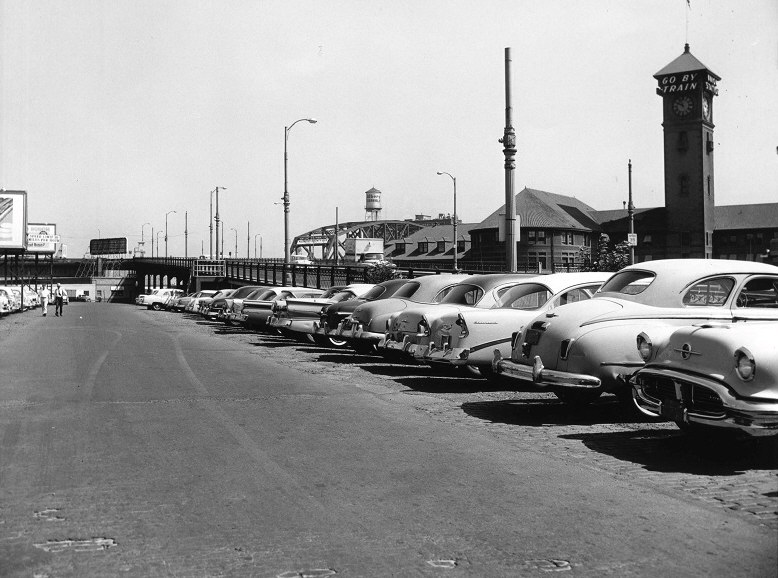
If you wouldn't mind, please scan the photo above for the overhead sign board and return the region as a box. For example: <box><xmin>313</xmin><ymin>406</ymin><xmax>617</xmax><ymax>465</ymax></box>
<box><xmin>27</xmin><ymin>223</ymin><xmax>59</xmax><ymax>254</ymax></box>
<box><xmin>0</xmin><ymin>190</ymin><xmax>28</xmax><ymax>252</ymax></box>
<box><xmin>90</xmin><ymin>237</ymin><xmax>128</xmax><ymax>255</ymax></box>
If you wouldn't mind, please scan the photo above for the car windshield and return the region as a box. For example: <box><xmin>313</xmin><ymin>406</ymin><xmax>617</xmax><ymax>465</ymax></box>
<box><xmin>320</xmin><ymin>287</ymin><xmax>345</xmax><ymax>299</ymax></box>
<box><xmin>252</xmin><ymin>289</ymin><xmax>276</xmax><ymax>300</ymax></box>
<box><xmin>495</xmin><ymin>283</ymin><xmax>552</xmax><ymax>310</ymax></box>
<box><xmin>439</xmin><ymin>284</ymin><xmax>484</xmax><ymax>306</ymax></box>
<box><xmin>393</xmin><ymin>282</ymin><xmax>421</xmax><ymax>299</ymax></box>
<box><xmin>330</xmin><ymin>291</ymin><xmax>356</xmax><ymax>303</ymax></box>
<box><xmin>361</xmin><ymin>285</ymin><xmax>387</xmax><ymax>300</ymax></box>
<box><xmin>232</xmin><ymin>286</ymin><xmax>262</xmax><ymax>299</ymax></box>
<box><xmin>598</xmin><ymin>271</ymin><xmax>656</xmax><ymax>295</ymax></box>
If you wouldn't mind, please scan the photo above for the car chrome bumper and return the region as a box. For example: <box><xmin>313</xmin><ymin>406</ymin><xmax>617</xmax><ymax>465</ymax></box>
<box><xmin>632</xmin><ymin>367</ymin><xmax>778</xmax><ymax>437</ymax></box>
<box><xmin>424</xmin><ymin>345</ymin><xmax>470</xmax><ymax>366</ymax></box>
<box><xmin>491</xmin><ymin>350</ymin><xmax>601</xmax><ymax>389</ymax></box>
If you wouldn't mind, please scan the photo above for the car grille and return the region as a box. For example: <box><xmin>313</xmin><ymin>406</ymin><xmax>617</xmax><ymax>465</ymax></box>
<box><xmin>638</xmin><ymin>374</ymin><xmax>724</xmax><ymax>416</ymax></box>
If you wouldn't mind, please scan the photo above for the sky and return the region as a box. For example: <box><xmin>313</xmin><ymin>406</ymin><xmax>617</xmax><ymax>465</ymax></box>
<box><xmin>1</xmin><ymin>0</ymin><xmax>776</xmax><ymax>259</ymax></box>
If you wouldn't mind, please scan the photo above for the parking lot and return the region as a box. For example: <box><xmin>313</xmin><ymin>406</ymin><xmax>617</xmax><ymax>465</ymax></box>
<box><xmin>1</xmin><ymin>302</ymin><xmax>776</xmax><ymax>576</ymax></box>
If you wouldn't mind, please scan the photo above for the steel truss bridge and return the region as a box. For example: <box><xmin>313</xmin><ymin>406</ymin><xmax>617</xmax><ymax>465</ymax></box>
<box><xmin>291</xmin><ymin>220</ymin><xmax>427</xmax><ymax>261</ymax></box>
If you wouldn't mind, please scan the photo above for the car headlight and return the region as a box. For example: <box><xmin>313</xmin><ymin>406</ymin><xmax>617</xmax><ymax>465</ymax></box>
<box><xmin>416</xmin><ymin>318</ymin><xmax>430</xmax><ymax>337</ymax></box>
<box><xmin>734</xmin><ymin>348</ymin><xmax>755</xmax><ymax>381</ymax></box>
<box><xmin>636</xmin><ymin>332</ymin><xmax>653</xmax><ymax>362</ymax></box>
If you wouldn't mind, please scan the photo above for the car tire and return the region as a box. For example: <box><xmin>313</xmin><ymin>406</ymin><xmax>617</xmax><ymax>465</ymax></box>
<box><xmin>151</xmin><ymin>302</ymin><xmax>162</xmax><ymax>311</ymax></box>
<box><xmin>313</xmin><ymin>335</ymin><xmax>348</xmax><ymax>348</ymax></box>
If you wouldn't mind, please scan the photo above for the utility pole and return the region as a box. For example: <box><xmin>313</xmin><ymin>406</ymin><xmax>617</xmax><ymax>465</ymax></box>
<box><xmin>247</xmin><ymin>221</ymin><xmax>250</xmax><ymax>260</ymax></box>
<box><xmin>500</xmin><ymin>47</ymin><xmax>518</xmax><ymax>272</ymax></box>
<box><xmin>185</xmin><ymin>211</ymin><xmax>188</xmax><ymax>259</ymax></box>
<box><xmin>214</xmin><ymin>186</ymin><xmax>226</xmax><ymax>258</ymax></box>
<box><xmin>628</xmin><ymin>159</ymin><xmax>635</xmax><ymax>265</ymax></box>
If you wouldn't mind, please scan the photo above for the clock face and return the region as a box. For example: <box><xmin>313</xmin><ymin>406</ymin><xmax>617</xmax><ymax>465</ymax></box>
<box><xmin>672</xmin><ymin>95</ymin><xmax>694</xmax><ymax>117</ymax></box>
<box><xmin>702</xmin><ymin>97</ymin><xmax>711</xmax><ymax>120</ymax></box>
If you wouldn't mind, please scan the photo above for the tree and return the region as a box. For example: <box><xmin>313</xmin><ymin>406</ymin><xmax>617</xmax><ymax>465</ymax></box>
<box><xmin>578</xmin><ymin>234</ymin><xmax>631</xmax><ymax>272</ymax></box>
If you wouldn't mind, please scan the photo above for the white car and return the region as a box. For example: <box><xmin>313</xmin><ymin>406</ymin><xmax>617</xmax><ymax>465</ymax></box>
<box><xmin>423</xmin><ymin>272</ymin><xmax>609</xmax><ymax>378</ymax></box>
<box><xmin>136</xmin><ymin>288</ymin><xmax>185</xmax><ymax>310</ymax></box>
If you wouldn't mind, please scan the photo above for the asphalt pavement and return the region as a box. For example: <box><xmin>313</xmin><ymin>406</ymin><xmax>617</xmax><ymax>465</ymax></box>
<box><xmin>0</xmin><ymin>302</ymin><xmax>776</xmax><ymax>577</ymax></box>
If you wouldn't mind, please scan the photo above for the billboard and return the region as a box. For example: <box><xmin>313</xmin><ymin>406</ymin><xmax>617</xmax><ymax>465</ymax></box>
<box><xmin>90</xmin><ymin>237</ymin><xmax>128</xmax><ymax>255</ymax></box>
<box><xmin>27</xmin><ymin>223</ymin><xmax>59</xmax><ymax>254</ymax></box>
<box><xmin>0</xmin><ymin>190</ymin><xmax>28</xmax><ymax>252</ymax></box>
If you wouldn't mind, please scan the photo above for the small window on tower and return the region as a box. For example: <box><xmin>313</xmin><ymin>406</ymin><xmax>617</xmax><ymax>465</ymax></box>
<box><xmin>677</xmin><ymin>131</ymin><xmax>689</xmax><ymax>152</ymax></box>
<box><xmin>679</xmin><ymin>175</ymin><xmax>690</xmax><ymax>196</ymax></box>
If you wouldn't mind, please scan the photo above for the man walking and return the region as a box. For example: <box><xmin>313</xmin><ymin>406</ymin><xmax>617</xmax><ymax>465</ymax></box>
<box><xmin>39</xmin><ymin>285</ymin><xmax>50</xmax><ymax>316</ymax></box>
<box><xmin>54</xmin><ymin>283</ymin><xmax>66</xmax><ymax>317</ymax></box>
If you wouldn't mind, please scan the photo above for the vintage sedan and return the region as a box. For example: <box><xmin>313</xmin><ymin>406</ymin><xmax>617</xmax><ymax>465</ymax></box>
<box><xmin>493</xmin><ymin>259</ymin><xmax>778</xmax><ymax>405</ymax></box>
<box><xmin>0</xmin><ymin>288</ymin><xmax>11</xmax><ymax>316</ymax></box>
<box><xmin>338</xmin><ymin>274</ymin><xmax>472</xmax><ymax>354</ymax></box>
<box><xmin>383</xmin><ymin>273</ymin><xmax>537</xmax><ymax>360</ymax></box>
<box><xmin>268</xmin><ymin>284</ymin><xmax>375</xmax><ymax>341</ymax></box>
<box><xmin>197</xmin><ymin>289</ymin><xmax>236</xmax><ymax>316</ymax></box>
<box><xmin>184</xmin><ymin>290</ymin><xmax>219</xmax><ymax>313</ymax></box>
<box><xmin>631</xmin><ymin>321</ymin><xmax>778</xmax><ymax>437</ymax></box>
<box><xmin>232</xmin><ymin>286</ymin><xmax>325</xmax><ymax>330</ymax></box>
<box><xmin>312</xmin><ymin>278</ymin><xmax>418</xmax><ymax>347</ymax></box>
<box><xmin>207</xmin><ymin>285</ymin><xmax>265</xmax><ymax>322</ymax></box>
<box><xmin>423</xmin><ymin>272</ymin><xmax>609</xmax><ymax>375</ymax></box>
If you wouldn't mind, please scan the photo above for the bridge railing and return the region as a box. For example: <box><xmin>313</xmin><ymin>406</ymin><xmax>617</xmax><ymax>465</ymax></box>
<box><xmin>132</xmin><ymin>257</ymin><xmax>587</xmax><ymax>291</ymax></box>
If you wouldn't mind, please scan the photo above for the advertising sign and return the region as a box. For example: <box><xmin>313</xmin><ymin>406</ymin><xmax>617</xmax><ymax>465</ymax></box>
<box><xmin>0</xmin><ymin>190</ymin><xmax>28</xmax><ymax>252</ymax></box>
<box><xmin>90</xmin><ymin>237</ymin><xmax>128</xmax><ymax>255</ymax></box>
<box><xmin>27</xmin><ymin>223</ymin><xmax>59</xmax><ymax>254</ymax></box>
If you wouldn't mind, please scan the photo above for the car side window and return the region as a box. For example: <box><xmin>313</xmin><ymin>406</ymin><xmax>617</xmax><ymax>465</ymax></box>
<box><xmin>551</xmin><ymin>284</ymin><xmax>601</xmax><ymax>308</ymax></box>
<box><xmin>735</xmin><ymin>276</ymin><xmax>778</xmax><ymax>308</ymax></box>
<box><xmin>682</xmin><ymin>277</ymin><xmax>735</xmax><ymax>307</ymax></box>
<box><xmin>432</xmin><ymin>287</ymin><xmax>455</xmax><ymax>303</ymax></box>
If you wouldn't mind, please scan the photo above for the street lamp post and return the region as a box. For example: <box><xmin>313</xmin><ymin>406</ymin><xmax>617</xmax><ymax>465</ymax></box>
<box><xmin>231</xmin><ymin>227</ymin><xmax>238</xmax><ymax>258</ymax></box>
<box><xmin>254</xmin><ymin>234</ymin><xmax>261</xmax><ymax>259</ymax></box>
<box><xmin>436</xmin><ymin>171</ymin><xmax>458</xmax><ymax>271</ymax></box>
<box><xmin>142</xmin><ymin>222</ymin><xmax>150</xmax><ymax>256</ymax></box>
<box><xmin>156</xmin><ymin>231</ymin><xmax>163</xmax><ymax>259</ymax></box>
<box><xmin>209</xmin><ymin>189</ymin><xmax>214</xmax><ymax>259</ymax></box>
<box><xmin>284</xmin><ymin>118</ymin><xmax>317</xmax><ymax>278</ymax></box>
<box><xmin>165</xmin><ymin>210</ymin><xmax>176</xmax><ymax>259</ymax></box>
<box><xmin>214</xmin><ymin>186</ymin><xmax>226</xmax><ymax>258</ymax></box>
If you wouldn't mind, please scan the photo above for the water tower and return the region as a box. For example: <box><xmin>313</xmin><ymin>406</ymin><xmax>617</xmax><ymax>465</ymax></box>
<box><xmin>365</xmin><ymin>187</ymin><xmax>382</xmax><ymax>221</ymax></box>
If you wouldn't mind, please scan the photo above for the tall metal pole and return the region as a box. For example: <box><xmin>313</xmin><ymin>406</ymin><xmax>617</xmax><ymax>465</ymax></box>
<box><xmin>185</xmin><ymin>211</ymin><xmax>188</xmax><ymax>259</ymax></box>
<box><xmin>209</xmin><ymin>189</ymin><xmax>214</xmax><ymax>259</ymax></box>
<box><xmin>334</xmin><ymin>207</ymin><xmax>339</xmax><ymax>266</ymax></box>
<box><xmin>151</xmin><ymin>226</ymin><xmax>154</xmax><ymax>259</ymax></box>
<box><xmin>215</xmin><ymin>189</ymin><xmax>219</xmax><ymax>258</ymax></box>
<box><xmin>628</xmin><ymin>159</ymin><xmax>635</xmax><ymax>265</ymax></box>
<box><xmin>500</xmin><ymin>47</ymin><xmax>518</xmax><ymax>272</ymax></box>
<box><xmin>436</xmin><ymin>172</ymin><xmax>458</xmax><ymax>271</ymax></box>
<box><xmin>231</xmin><ymin>227</ymin><xmax>238</xmax><ymax>258</ymax></box>
<box><xmin>247</xmin><ymin>221</ymin><xmax>250</xmax><ymax>260</ymax></box>
<box><xmin>165</xmin><ymin>210</ymin><xmax>176</xmax><ymax>259</ymax></box>
<box><xmin>283</xmin><ymin>118</ymin><xmax>317</xmax><ymax>280</ymax></box>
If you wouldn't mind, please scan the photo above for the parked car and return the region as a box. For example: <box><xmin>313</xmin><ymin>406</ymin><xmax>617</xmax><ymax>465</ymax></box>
<box><xmin>631</xmin><ymin>321</ymin><xmax>778</xmax><ymax>437</ymax></box>
<box><xmin>268</xmin><ymin>284</ymin><xmax>375</xmax><ymax>342</ymax></box>
<box><xmin>313</xmin><ymin>278</ymin><xmax>415</xmax><ymax>347</ymax></box>
<box><xmin>198</xmin><ymin>289</ymin><xmax>236</xmax><ymax>317</ymax></box>
<box><xmin>492</xmin><ymin>259</ymin><xmax>778</xmax><ymax>405</ymax></box>
<box><xmin>0</xmin><ymin>288</ymin><xmax>11</xmax><ymax>316</ymax></box>
<box><xmin>383</xmin><ymin>273</ymin><xmax>537</xmax><ymax>360</ymax></box>
<box><xmin>136</xmin><ymin>288</ymin><xmax>185</xmax><ymax>310</ymax></box>
<box><xmin>184</xmin><ymin>290</ymin><xmax>219</xmax><ymax>313</ymax></box>
<box><xmin>232</xmin><ymin>286</ymin><xmax>325</xmax><ymax>330</ymax></box>
<box><xmin>217</xmin><ymin>285</ymin><xmax>267</xmax><ymax>324</ymax></box>
<box><xmin>202</xmin><ymin>288</ymin><xmax>239</xmax><ymax>320</ymax></box>
<box><xmin>338</xmin><ymin>274</ymin><xmax>472</xmax><ymax>354</ymax></box>
<box><xmin>423</xmin><ymin>272</ymin><xmax>609</xmax><ymax>377</ymax></box>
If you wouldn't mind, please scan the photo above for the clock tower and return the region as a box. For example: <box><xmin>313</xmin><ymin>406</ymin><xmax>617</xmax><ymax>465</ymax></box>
<box><xmin>654</xmin><ymin>44</ymin><xmax>720</xmax><ymax>258</ymax></box>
